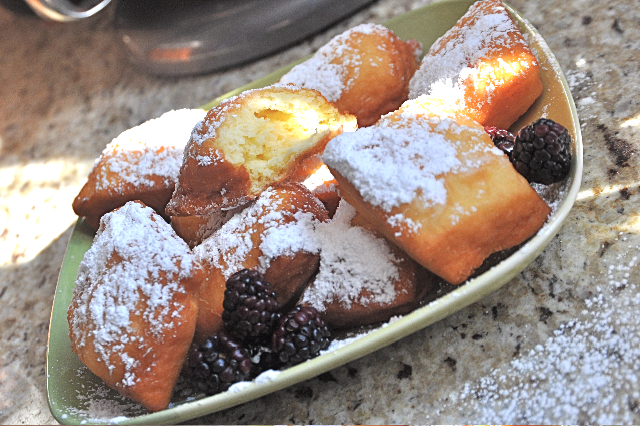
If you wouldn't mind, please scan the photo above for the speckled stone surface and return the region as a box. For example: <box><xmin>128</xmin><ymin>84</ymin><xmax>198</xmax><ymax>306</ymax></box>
<box><xmin>1</xmin><ymin>0</ymin><xmax>640</xmax><ymax>424</ymax></box>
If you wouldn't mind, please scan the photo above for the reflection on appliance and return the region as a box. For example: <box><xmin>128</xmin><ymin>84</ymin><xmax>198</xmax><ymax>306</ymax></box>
<box><xmin>115</xmin><ymin>0</ymin><xmax>377</xmax><ymax>76</ymax></box>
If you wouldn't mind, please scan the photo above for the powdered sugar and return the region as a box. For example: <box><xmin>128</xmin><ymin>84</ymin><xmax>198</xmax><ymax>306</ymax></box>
<box><xmin>408</xmin><ymin>1</ymin><xmax>531</xmax><ymax>105</ymax></box>
<box><xmin>69</xmin><ymin>201</ymin><xmax>196</xmax><ymax>387</ymax></box>
<box><xmin>323</xmin><ymin>111</ymin><xmax>463</xmax><ymax>212</ymax></box>
<box><xmin>227</xmin><ymin>369</ymin><xmax>281</xmax><ymax>394</ymax></box>
<box><xmin>280</xmin><ymin>23</ymin><xmax>390</xmax><ymax>102</ymax></box>
<box><xmin>194</xmin><ymin>187</ymin><xmax>320</xmax><ymax>278</ymax></box>
<box><xmin>195</xmin><ymin>190</ymin><xmax>402</xmax><ymax>310</ymax></box>
<box><xmin>259</xmin><ymin>211</ymin><xmax>320</xmax><ymax>262</ymax></box>
<box><xmin>189</xmin><ymin>97</ymin><xmax>238</xmax><ymax>148</ymax></box>
<box><xmin>94</xmin><ymin>109</ymin><xmax>205</xmax><ymax>191</ymax></box>
<box><xmin>432</xmin><ymin>250</ymin><xmax>640</xmax><ymax>424</ymax></box>
<box><xmin>302</xmin><ymin>201</ymin><xmax>401</xmax><ymax>310</ymax></box>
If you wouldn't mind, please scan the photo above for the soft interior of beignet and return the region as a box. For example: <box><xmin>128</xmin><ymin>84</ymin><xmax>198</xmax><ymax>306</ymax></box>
<box><xmin>167</xmin><ymin>84</ymin><xmax>356</xmax><ymax>216</ymax></box>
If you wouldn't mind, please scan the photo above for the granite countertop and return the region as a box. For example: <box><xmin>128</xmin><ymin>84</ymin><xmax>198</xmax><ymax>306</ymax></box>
<box><xmin>1</xmin><ymin>0</ymin><xmax>639</xmax><ymax>424</ymax></box>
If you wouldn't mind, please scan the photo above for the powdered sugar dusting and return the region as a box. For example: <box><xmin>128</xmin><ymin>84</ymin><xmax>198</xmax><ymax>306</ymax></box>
<box><xmin>69</xmin><ymin>201</ymin><xmax>196</xmax><ymax>387</ymax></box>
<box><xmin>432</xmin><ymin>249</ymin><xmax>640</xmax><ymax>424</ymax></box>
<box><xmin>302</xmin><ymin>201</ymin><xmax>401</xmax><ymax>310</ymax></box>
<box><xmin>408</xmin><ymin>1</ymin><xmax>530</xmax><ymax>104</ymax></box>
<box><xmin>189</xmin><ymin>98</ymin><xmax>237</xmax><ymax>148</ymax></box>
<box><xmin>94</xmin><ymin>109</ymin><xmax>205</xmax><ymax>191</ymax></box>
<box><xmin>280</xmin><ymin>23</ymin><xmax>390</xmax><ymax>102</ymax></box>
<box><xmin>195</xmin><ymin>190</ymin><xmax>401</xmax><ymax>309</ymax></box>
<box><xmin>323</xmin><ymin>110</ymin><xmax>464</xmax><ymax>212</ymax></box>
<box><xmin>194</xmin><ymin>188</ymin><xmax>319</xmax><ymax>278</ymax></box>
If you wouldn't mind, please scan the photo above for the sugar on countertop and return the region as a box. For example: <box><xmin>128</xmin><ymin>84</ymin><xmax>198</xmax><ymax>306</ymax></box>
<box><xmin>432</xmin><ymin>248</ymin><xmax>640</xmax><ymax>424</ymax></box>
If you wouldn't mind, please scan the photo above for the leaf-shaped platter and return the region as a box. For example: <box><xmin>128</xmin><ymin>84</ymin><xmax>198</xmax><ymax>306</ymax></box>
<box><xmin>47</xmin><ymin>0</ymin><xmax>583</xmax><ymax>424</ymax></box>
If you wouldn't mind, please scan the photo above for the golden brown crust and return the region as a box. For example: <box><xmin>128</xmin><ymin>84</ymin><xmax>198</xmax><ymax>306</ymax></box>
<box><xmin>333</xmin><ymin>32</ymin><xmax>420</xmax><ymax>127</ymax></box>
<box><xmin>192</xmin><ymin>267</ymin><xmax>226</xmax><ymax>344</ymax></box>
<box><xmin>170</xmin><ymin>204</ymin><xmax>246</xmax><ymax>248</ymax></box>
<box><xmin>72</xmin><ymin>109</ymin><xmax>205</xmax><ymax>230</ymax></box>
<box><xmin>69</xmin><ymin>270</ymin><xmax>200</xmax><ymax>412</ymax></box>
<box><xmin>332</xmin><ymin>164</ymin><xmax>549</xmax><ymax>284</ymax></box>
<box><xmin>263</xmin><ymin>252</ymin><xmax>321</xmax><ymax>311</ymax></box>
<box><xmin>409</xmin><ymin>0</ymin><xmax>542</xmax><ymax>130</ymax></box>
<box><xmin>166</xmin><ymin>151</ymin><xmax>253</xmax><ymax>217</ymax></box>
<box><xmin>287</xmin><ymin>154</ymin><xmax>341</xmax><ymax>218</ymax></box>
<box><xmin>73</xmin><ymin>177</ymin><xmax>173</xmax><ymax>230</ymax></box>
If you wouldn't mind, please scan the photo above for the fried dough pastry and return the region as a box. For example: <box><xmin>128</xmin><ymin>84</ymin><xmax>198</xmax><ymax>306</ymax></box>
<box><xmin>72</xmin><ymin>109</ymin><xmax>206</xmax><ymax>229</ymax></box>
<box><xmin>166</xmin><ymin>84</ymin><xmax>356</xmax><ymax>217</ymax></box>
<box><xmin>323</xmin><ymin>96</ymin><xmax>551</xmax><ymax>285</ymax></box>
<box><xmin>408</xmin><ymin>0</ymin><xmax>542</xmax><ymax>130</ymax></box>
<box><xmin>289</xmin><ymin>154</ymin><xmax>341</xmax><ymax>217</ymax></box>
<box><xmin>192</xmin><ymin>183</ymin><xmax>329</xmax><ymax>342</ymax></box>
<box><xmin>67</xmin><ymin>201</ymin><xmax>204</xmax><ymax>412</ymax></box>
<box><xmin>280</xmin><ymin>23</ymin><xmax>422</xmax><ymax>127</ymax></box>
<box><xmin>170</xmin><ymin>204</ymin><xmax>245</xmax><ymax>248</ymax></box>
<box><xmin>300</xmin><ymin>201</ymin><xmax>434</xmax><ymax>329</ymax></box>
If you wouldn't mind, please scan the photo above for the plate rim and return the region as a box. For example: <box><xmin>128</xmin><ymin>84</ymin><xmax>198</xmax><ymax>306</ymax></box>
<box><xmin>46</xmin><ymin>1</ymin><xmax>583</xmax><ymax>424</ymax></box>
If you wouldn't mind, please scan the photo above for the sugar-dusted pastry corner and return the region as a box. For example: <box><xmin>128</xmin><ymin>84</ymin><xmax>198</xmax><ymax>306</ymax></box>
<box><xmin>166</xmin><ymin>84</ymin><xmax>357</xmax><ymax>217</ymax></box>
<box><xmin>281</xmin><ymin>23</ymin><xmax>422</xmax><ymax>127</ymax></box>
<box><xmin>73</xmin><ymin>109</ymin><xmax>206</xmax><ymax>229</ymax></box>
<box><xmin>322</xmin><ymin>96</ymin><xmax>551</xmax><ymax>285</ymax></box>
<box><xmin>67</xmin><ymin>201</ymin><xmax>204</xmax><ymax>412</ymax></box>
<box><xmin>408</xmin><ymin>0</ymin><xmax>543</xmax><ymax>130</ymax></box>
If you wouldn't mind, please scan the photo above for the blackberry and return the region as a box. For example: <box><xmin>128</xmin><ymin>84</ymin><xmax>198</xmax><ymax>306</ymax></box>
<box><xmin>222</xmin><ymin>269</ymin><xmax>280</xmax><ymax>343</ymax></box>
<box><xmin>250</xmin><ymin>348</ymin><xmax>281</xmax><ymax>377</ymax></box>
<box><xmin>272</xmin><ymin>306</ymin><xmax>331</xmax><ymax>367</ymax></box>
<box><xmin>484</xmin><ymin>126</ymin><xmax>516</xmax><ymax>155</ymax></box>
<box><xmin>185</xmin><ymin>330</ymin><xmax>252</xmax><ymax>395</ymax></box>
<box><xmin>511</xmin><ymin>118</ymin><xmax>572</xmax><ymax>184</ymax></box>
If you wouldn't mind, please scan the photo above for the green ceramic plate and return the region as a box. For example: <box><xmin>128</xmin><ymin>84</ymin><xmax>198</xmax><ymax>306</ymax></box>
<box><xmin>47</xmin><ymin>0</ymin><xmax>583</xmax><ymax>424</ymax></box>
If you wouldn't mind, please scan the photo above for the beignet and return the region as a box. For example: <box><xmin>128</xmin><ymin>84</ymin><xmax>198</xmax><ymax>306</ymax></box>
<box><xmin>166</xmin><ymin>84</ymin><xmax>356</xmax><ymax>217</ymax></box>
<box><xmin>322</xmin><ymin>96</ymin><xmax>551</xmax><ymax>285</ymax></box>
<box><xmin>408</xmin><ymin>0</ymin><xmax>542</xmax><ymax>130</ymax></box>
<box><xmin>300</xmin><ymin>201</ymin><xmax>434</xmax><ymax>329</ymax></box>
<box><xmin>67</xmin><ymin>201</ymin><xmax>203</xmax><ymax>412</ymax></box>
<box><xmin>72</xmin><ymin>109</ymin><xmax>206</xmax><ymax>229</ymax></box>
<box><xmin>289</xmin><ymin>154</ymin><xmax>341</xmax><ymax>217</ymax></box>
<box><xmin>170</xmin><ymin>204</ymin><xmax>246</xmax><ymax>248</ymax></box>
<box><xmin>280</xmin><ymin>23</ymin><xmax>422</xmax><ymax>127</ymax></box>
<box><xmin>192</xmin><ymin>183</ymin><xmax>329</xmax><ymax>342</ymax></box>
